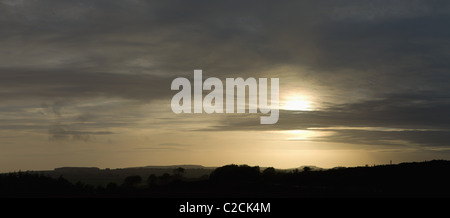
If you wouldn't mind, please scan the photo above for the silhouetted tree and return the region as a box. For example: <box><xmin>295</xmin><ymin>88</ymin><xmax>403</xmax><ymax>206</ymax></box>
<box><xmin>122</xmin><ymin>175</ymin><xmax>142</xmax><ymax>188</ymax></box>
<box><xmin>262</xmin><ymin>167</ymin><xmax>276</xmax><ymax>176</ymax></box>
<box><xmin>173</xmin><ymin>167</ymin><xmax>185</xmax><ymax>180</ymax></box>
<box><xmin>262</xmin><ymin>167</ymin><xmax>276</xmax><ymax>183</ymax></box>
<box><xmin>160</xmin><ymin>173</ymin><xmax>172</xmax><ymax>185</ymax></box>
<box><xmin>0</xmin><ymin>172</ymin><xmax>81</xmax><ymax>197</ymax></box>
<box><xmin>210</xmin><ymin>164</ymin><xmax>260</xmax><ymax>184</ymax></box>
<box><xmin>106</xmin><ymin>182</ymin><xmax>118</xmax><ymax>191</ymax></box>
<box><xmin>303</xmin><ymin>166</ymin><xmax>312</xmax><ymax>172</ymax></box>
<box><xmin>147</xmin><ymin>174</ymin><xmax>157</xmax><ymax>187</ymax></box>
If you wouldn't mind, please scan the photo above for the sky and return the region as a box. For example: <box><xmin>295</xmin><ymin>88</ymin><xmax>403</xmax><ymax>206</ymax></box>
<box><xmin>1</xmin><ymin>0</ymin><xmax>450</xmax><ymax>172</ymax></box>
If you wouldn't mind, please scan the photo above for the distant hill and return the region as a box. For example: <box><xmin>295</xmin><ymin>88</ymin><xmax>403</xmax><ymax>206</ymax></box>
<box><xmin>127</xmin><ymin>165</ymin><xmax>210</xmax><ymax>169</ymax></box>
<box><xmin>54</xmin><ymin>167</ymin><xmax>100</xmax><ymax>172</ymax></box>
<box><xmin>35</xmin><ymin>165</ymin><xmax>215</xmax><ymax>186</ymax></box>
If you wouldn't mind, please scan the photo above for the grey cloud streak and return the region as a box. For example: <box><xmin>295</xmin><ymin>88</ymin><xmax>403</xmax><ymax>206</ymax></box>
<box><xmin>0</xmin><ymin>69</ymin><xmax>172</xmax><ymax>101</ymax></box>
<box><xmin>316</xmin><ymin>129</ymin><xmax>450</xmax><ymax>148</ymax></box>
<box><xmin>48</xmin><ymin>125</ymin><xmax>114</xmax><ymax>142</ymax></box>
<box><xmin>206</xmin><ymin>92</ymin><xmax>450</xmax><ymax>147</ymax></box>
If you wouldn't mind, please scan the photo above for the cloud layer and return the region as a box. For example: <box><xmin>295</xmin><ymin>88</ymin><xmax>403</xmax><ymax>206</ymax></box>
<box><xmin>0</xmin><ymin>0</ymin><xmax>450</xmax><ymax>166</ymax></box>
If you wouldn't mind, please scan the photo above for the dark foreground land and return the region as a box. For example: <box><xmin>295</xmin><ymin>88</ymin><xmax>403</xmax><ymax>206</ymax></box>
<box><xmin>1</xmin><ymin>160</ymin><xmax>450</xmax><ymax>198</ymax></box>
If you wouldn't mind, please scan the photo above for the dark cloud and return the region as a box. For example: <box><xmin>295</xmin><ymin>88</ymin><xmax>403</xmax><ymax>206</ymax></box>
<box><xmin>0</xmin><ymin>1</ymin><xmax>449</xmax><ymax>98</ymax></box>
<box><xmin>0</xmin><ymin>69</ymin><xmax>172</xmax><ymax>101</ymax></box>
<box><xmin>48</xmin><ymin>124</ymin><xmax>113</xmax><ymax>142</ymax></box>
<box><xmin>317</xmin><ymin>129</ymin><xmax>450</xmax><ymax>147</ymax></box>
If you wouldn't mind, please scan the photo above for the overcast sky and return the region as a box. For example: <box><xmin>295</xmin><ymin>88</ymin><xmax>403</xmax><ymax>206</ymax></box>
<box><xmin>1</xmin><ymin>0</ymin><xmax>450</xmax><ymax>171</ymax></box>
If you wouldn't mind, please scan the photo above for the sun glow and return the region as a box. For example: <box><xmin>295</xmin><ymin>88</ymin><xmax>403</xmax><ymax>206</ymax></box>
<box><xmin>282</xmin><ymin>95</ymin><xmax>314</xmax><ymax>111</ymax></box>
<box><xmin>280</xmin><ymin>129</ymin><xmax>335</xmax><ymax>141</ymax></box>
<box><xmin>283</xmin><ymin>130</ymin><xmax>315</xmax><ymax>140</ymax></box>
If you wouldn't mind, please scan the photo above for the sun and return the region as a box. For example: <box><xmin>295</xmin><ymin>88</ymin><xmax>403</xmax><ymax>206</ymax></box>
<box><xmin>282</xmin><ymin>95</ymin><xmax>314</xmax><ymax>111</ymax></box>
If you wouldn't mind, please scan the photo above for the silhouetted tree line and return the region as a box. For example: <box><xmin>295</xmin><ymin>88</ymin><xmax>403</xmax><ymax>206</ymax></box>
<box><xmin>2</xmin><ymin>160</ymin><xmax>450</xmax><ymax>197</ymax></box>
<box><xmin>0</xmin><ymin>172</ymin><xmax>92</xmax><ymax>197</ymax></box>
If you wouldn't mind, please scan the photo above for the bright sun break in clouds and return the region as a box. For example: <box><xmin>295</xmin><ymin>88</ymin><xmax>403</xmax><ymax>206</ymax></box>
<box><xmin>281</xmin><ymin>95</ymin><xmax>315</xmax><ymax>111</ymax></box>
<box><xmin>281</xmin><ymin>130</ymin><xmax>335</xmax><ymax>141</ymax></box>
